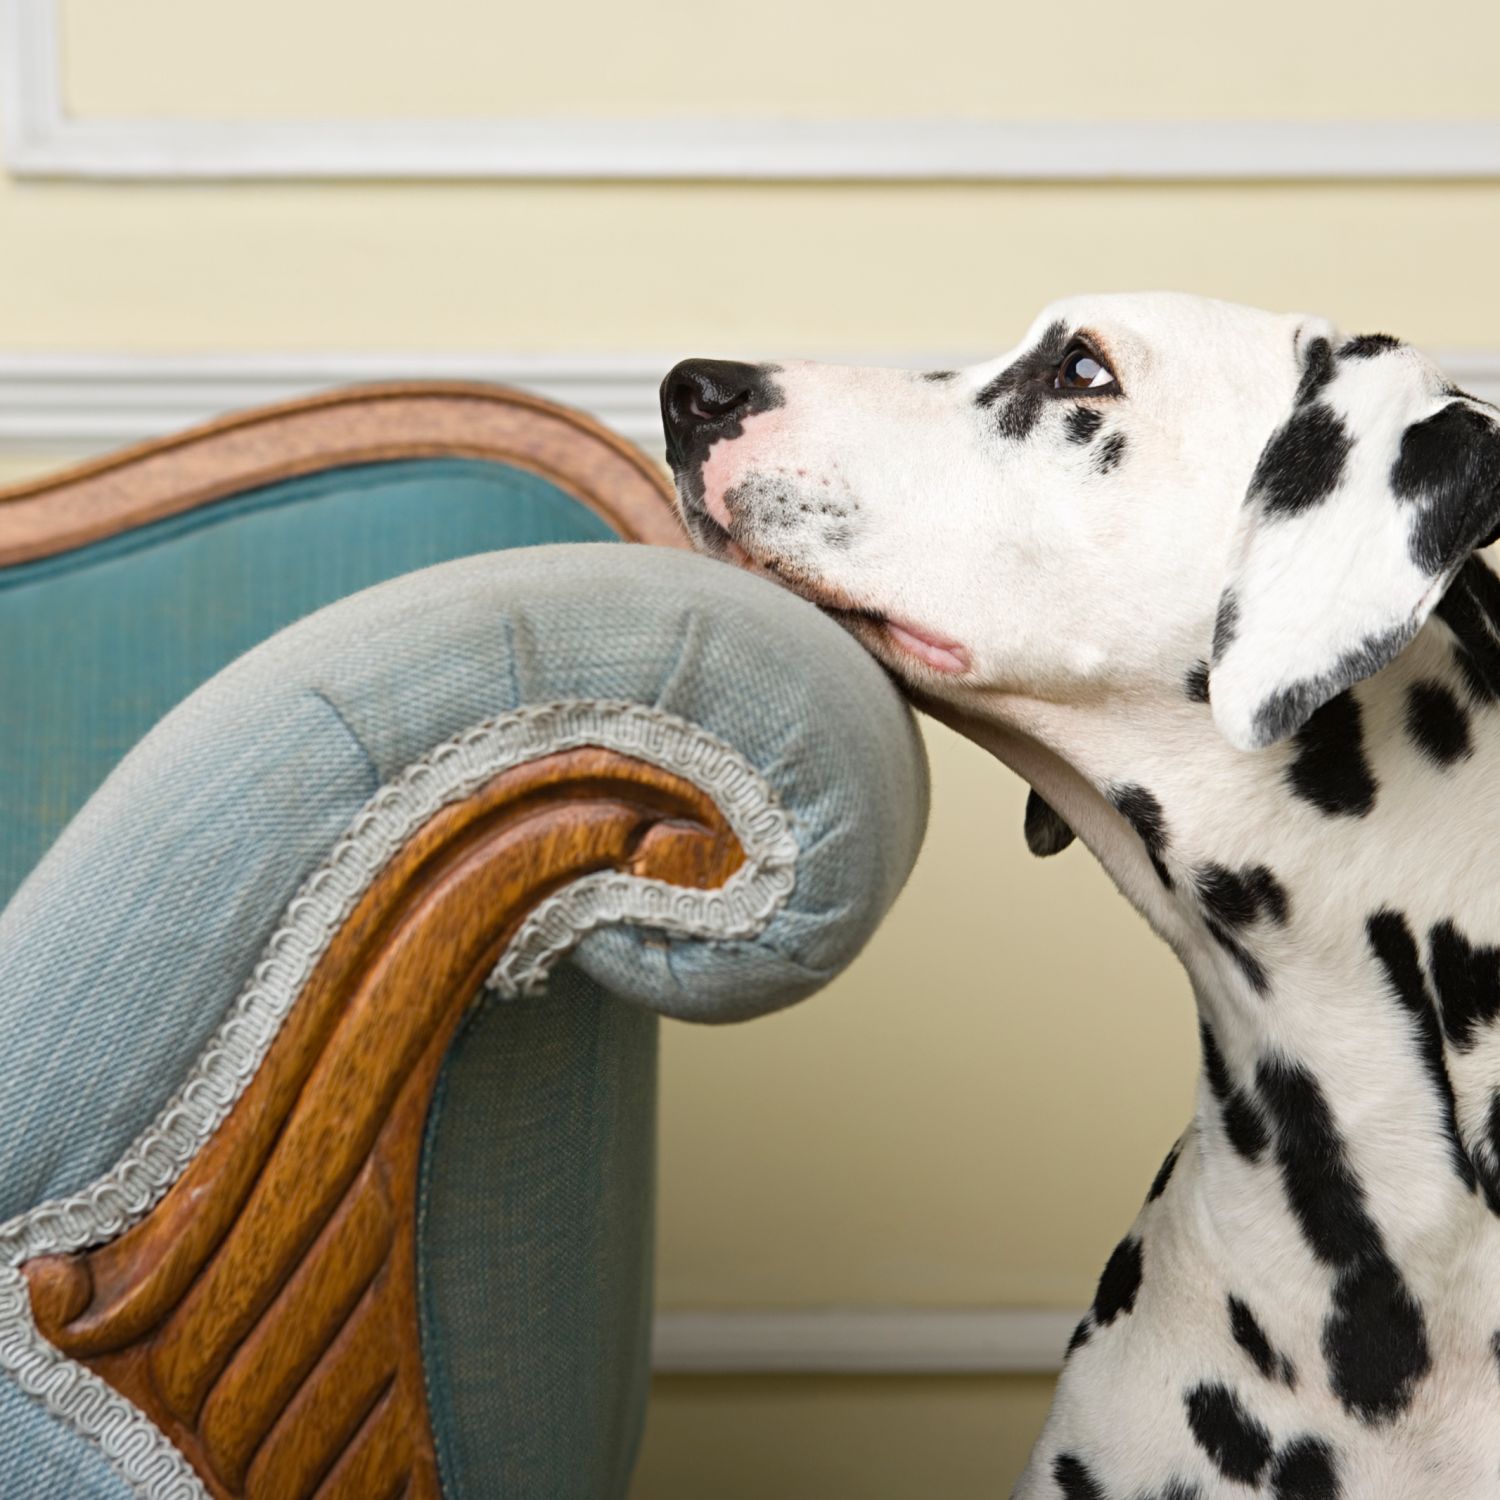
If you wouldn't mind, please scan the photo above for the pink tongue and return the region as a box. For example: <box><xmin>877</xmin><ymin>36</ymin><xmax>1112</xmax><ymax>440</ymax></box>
<box><xmin>885</xmin><ymin>618</ymin><xmax>970</xmax><ymax>674</ymax></box>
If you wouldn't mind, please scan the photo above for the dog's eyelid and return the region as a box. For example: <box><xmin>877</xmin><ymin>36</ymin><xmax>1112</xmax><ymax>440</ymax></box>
<box><xmin>1051</xmin><ymin>333</ymin><xmax>1123</xmax><ymax>397</ymax></box>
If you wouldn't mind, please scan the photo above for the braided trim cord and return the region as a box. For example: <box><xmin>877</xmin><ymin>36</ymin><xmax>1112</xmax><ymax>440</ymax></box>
<box><xmin>0</xmin><ymin>700</ymin><xmax>797</xmax><ymax>1498</ymax></box>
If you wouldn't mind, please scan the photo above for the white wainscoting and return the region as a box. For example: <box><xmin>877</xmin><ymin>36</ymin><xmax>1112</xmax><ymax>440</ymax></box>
<box><xmin>3</xmin><ymin>350</ymin><xmax>1499</xmax><ymax>466</ymax></box>
<box><xmin>5</xmin><ymin>0</ymin><xmax>1500</xmax><ymax>180</ymax></box>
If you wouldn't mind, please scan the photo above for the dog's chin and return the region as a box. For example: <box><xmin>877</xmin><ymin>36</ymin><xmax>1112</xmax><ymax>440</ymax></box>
<box><xmin>680</xmin><ymin>507</ymin><xmax>972</xmax><ymax>685</ymax></box>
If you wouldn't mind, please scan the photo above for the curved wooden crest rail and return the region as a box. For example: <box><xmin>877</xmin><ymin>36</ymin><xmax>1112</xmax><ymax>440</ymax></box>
<box><xmin>6</xmin><ymin>383</ymin><xmax>695</xmax><ymax>1496</ymax></box>
<box><xmin>0</xmin><ymin>380</ymin><xmax>684</xmax><ymax>566</ymax></box>
<box><xmin>23</xmin><ymin>747</ymin><xmax>744</xmax><ymax>1499</ymax></box>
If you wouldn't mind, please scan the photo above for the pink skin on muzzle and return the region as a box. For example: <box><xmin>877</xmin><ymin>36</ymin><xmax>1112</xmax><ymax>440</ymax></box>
<box><xmin>697</xmin><ymin>409</ymin><xmax>971</xmax><ymax>677</ymax></box>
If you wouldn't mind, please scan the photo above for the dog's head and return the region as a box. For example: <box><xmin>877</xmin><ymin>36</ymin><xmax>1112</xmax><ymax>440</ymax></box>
<box><xmin>660</xmin><ymin>292</ymin><xmax>1500</xmax><ymax>761</ymax></box>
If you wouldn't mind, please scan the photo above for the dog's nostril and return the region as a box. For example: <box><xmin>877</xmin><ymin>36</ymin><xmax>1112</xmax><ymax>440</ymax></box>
<box><xmin>662</xmin><ymin>358</ymin><xmax>762</xmax><ymax>437</ymax></box>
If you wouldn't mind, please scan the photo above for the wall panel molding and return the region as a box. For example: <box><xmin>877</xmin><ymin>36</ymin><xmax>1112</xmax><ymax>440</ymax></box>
<box><xmin>3</xmin><ymin>350</ymin><xmax>1499</xmax><ymax>464</ymax></box>
<box><xmin>6</xmin><ymin>0</ymin><xmax>1500</xmax><ymax>180</ymax></box>
<box><xmin>651</xmin><ymin>1307</ymin><xmax>1077</xmax><ymax>1375</ymax></box>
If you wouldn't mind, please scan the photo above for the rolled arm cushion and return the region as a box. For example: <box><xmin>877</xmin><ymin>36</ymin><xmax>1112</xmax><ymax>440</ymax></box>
<box><xmin>0</xmin><ymin>543</ymin><xmax>928</xmax><ymax>1500</ymax></box>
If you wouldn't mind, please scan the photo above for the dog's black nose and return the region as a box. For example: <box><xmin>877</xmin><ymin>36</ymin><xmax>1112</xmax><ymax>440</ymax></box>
<box><xmin>660</xmin><ymin>359</ymin><xmax>763</xmax><ymax>452</ymax></box>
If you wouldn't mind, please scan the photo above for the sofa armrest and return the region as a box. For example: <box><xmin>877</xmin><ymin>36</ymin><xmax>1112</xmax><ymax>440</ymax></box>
<box><xmin>0</xmin><ymin>543</ymin><xmax>928</xmax><ymax>1500</ymax></box>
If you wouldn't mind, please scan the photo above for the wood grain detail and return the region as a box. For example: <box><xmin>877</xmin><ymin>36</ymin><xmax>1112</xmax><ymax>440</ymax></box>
<box><xmin>22</xmin><ymin>747</ymin><xmax>744</xmax><ymax>1500</ymax></box>
<box><xmin>0</xmin><ymin>381</ymin><xmax>685</xmax><ymax>566</ymax></box>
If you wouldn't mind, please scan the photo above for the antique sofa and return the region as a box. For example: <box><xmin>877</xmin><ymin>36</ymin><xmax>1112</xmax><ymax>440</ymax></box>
<box><xmin>0</xmin><ymin>385</ymin><xmax>928</xmax><ymax>1499</ymax></box>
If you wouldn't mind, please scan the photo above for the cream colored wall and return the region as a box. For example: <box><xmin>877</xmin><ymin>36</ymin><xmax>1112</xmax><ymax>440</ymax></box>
<box><xmin>5</xmin><ymin>5</ymin><xmax>1499</xmax><ymax>1494</ymax></box>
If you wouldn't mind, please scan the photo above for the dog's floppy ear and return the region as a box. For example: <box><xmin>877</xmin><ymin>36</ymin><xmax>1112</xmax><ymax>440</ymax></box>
<box><xmin>1209</xmin><ymin>325</ymin><xmax>1500</xmax><ymax>751</ymax></box>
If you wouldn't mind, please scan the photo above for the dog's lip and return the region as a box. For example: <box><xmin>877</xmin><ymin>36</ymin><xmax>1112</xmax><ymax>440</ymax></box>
<box><xmin>716</xmin><ymin>540</ymin><xmax>971</xmax><ymax>677</ymax></box>
<box><xmin>882</xmin><ymin>618</ymin><xmax>971</xmax><ymax>675</ymax></box>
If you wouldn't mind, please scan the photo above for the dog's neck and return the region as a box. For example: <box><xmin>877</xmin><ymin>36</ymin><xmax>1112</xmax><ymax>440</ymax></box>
<box><xmin>954</xmin><ymin>559</ymin><xmax>1500</xmax><ymax>1282</ymax></box>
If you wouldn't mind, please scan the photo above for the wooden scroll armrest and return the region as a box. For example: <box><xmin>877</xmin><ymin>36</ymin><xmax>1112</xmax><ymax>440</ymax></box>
<box><xmin>21</xmin><ymin>744</ymin><xmax>746</xmax><ymax>1500</ymax></box>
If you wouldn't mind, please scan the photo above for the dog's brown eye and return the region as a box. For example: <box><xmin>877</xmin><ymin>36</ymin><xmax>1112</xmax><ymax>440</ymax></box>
<box><xmin>1055</xmin><ymin>346</ymin><xmax>1116</xmax><ymax>392</ymax></box>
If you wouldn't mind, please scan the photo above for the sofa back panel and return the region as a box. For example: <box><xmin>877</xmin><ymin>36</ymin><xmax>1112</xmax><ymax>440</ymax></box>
<box><xmin>0</xmin><ymin>457</ymin><xmax>615</xmax><ymax>908</ymax></box>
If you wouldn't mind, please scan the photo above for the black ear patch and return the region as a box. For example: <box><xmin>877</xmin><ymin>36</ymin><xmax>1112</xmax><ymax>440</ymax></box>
<box><xmin>1024</xmin><ymin>789</ymin><xmax>1076</xmax><ymax>856</ymax></box>
<box><xmin>1391</xmin><ymin>401</ymin><xmax>1500</xmax><ymax>573</ymax></box>
<box><xmin>1338</xmin><ymin>332</ymin><xmax>1403</xmax><ymax>359</ymax></box>
<box><xmin>1251</xmin><ymin>401</ymin><xmax>1353</xmax><ymax>519</ymax></box>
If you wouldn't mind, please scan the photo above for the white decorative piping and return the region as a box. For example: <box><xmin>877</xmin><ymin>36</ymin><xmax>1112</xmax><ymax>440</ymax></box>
<box><xmin>0</xmin><ymin>700</ymin><xmax>796</xmax><ymax>1497</ymax></box>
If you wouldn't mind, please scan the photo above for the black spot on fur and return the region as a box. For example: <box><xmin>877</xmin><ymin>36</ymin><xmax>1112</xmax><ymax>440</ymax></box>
<box><xmin>1285</xmin><ymin>691</ymin><xmax>1377</xmax><ymax>817</ymax></box>
<box><xmin>1200</xmin><ymin>1021</ymin><xmax>1268</xmax><ymax>1162</ymax></box>
<box><xmin>1405</xmin><ymin>680</ymin><xmax>1473</xmax><ymax>766</ymax></box>
<box><xmin>1024</xmin><ymin>789</ymin><xmax>1076</xmax><ymax>857</ymax></box>
<box><xmin>1195</xmin><ymin>864</ymin><xmax>1285</xmax><ymax>991</ymax></box>
<box><xmin>1255</xmin><ymin>1056</ymin><xmax>1431</xmax><ymax>1422</ymax></box>
<box><xmin>1252</xmin><ymin>402</ymin><xmax>1354</xmax><ymax>519</ymax></box>
<box><xmin>1212</xmin><ymin>592</ymin><xmax>1239</xmax><ymax>663</ymax></box>
<box><xmin>1147</xmin><ymin>1143</ymin><xmax>1181</xmax><ymax>1202</ymax></box>
<box><xmin>1270</xmin><ymin>1437</ymin><xmax>1341</xmax><ymax>1500</ymax></box>
<box><xmin>1111</xmin><ymin>783</ymin><xmax>1172</xmax><ymax>889</ymax></box>
<box><xmin>921</xmin><ymin>369</ymin><xmax>956</xmax><ymax>382</ymax></box>
<box><xmin>1066</xmin><ymin>1316</ymin><xmax>1093</xmax><ymax>1357</ymax></box>
<box><xmin>1390</xmin><ymin>400</ymin><xmax>1500</xmax><ymax>575</ymax></box>
<box><xmin>1229</xmin><ymin>1295</ymin><xmax>1296</xmax><ymax>1387</ymax></box>
<box><xmin>1338</xmin><ymin>332</ymin><xmax>1403</xmax><ymax>360</ymax></box>
<box><xmin>1326</xmin><ymin>1257</ymin><xmax>1432</xmax><ymax>1424</ymax></box>
<box><xmin>1066</xmin><ymin>407</ymin><xmax>1104</xmax><ymax>445</ymax></box>
<box><xmin>1091</xmin><ymin>1236</ymin><xmax>1143</xmax><ymax>1326</ymax></box>
<box><xmin>1095</xmin><ymin>432</ymin><xmax>1127</xmax><ymax>474</ymax></box>
<box><xmin>1206</xmin><ymin>920</ymin><xmax>1271</xmax><ymax>994</ymax></box>
<box><xmin>1185</xmin><ymin>660</ymin><xmax>1211</xmax><ymax>704</ymax></box>
<box><xmin>1429</xmin><ymin>919</ymin><xmax>1500</xmax><ymax>1052</ymax></box>
<box><xmin>1251</xmin><ymin>628</ymin><xmax>1410</xmax><ymax>750</ymax></box>
<box><xmin>1478</xmin><ymin>1093</ymin><xmax>1500</xmax><ymax>1216</ymax></box>
<box><xmin>1491</xmin><ymin>1329</ymin><xmax>1500</xmax><ymax>1383</ymax></box>
<box><xmin>1052</xmin><ymin>1453</ymin><xmax>1107</xmax><ymax>1500</ymax></box>
<box><xmin>1184</xmin><ymin>1382</ymin><xmax>1273</xmax><ymax>1484</ymax></box>
<box><xmin>975</xmin><ymin>319</ymin><xmax>1071</xmax><ymax>441</ymax></box>
<box><xmin>1367</xmin><ymin>910</ymin><xmax>1475</xmax><ymax>1190</ymax></box>
<box><xmin>1254</xmin><ymin>1056</ymin><xmax>1382</xmax><ymax>1265</ymax></box>
<box><xmin>1149</xmin><ymin>1485</ymin><xmax>1202</xmax><ymax>1500</ymax></box>
<box><xmin>1196</xmin><ymin>864</ymin><xmax>1290</xmax><ymax>930</ymax></box>
<box><xmin>1435</xmin><ymin>557</ymin><xmax>1500</xmax><ymax>704</ymax></box>
<box><xmin>1295</xmin><ymin>336</ymin><xmax>1337</xmax><ymax>406</ymax></box>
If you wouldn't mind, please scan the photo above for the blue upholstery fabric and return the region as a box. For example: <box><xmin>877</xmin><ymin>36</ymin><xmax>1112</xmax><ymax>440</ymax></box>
<box><xmin>0</xmin><ymin>457</ymin><xmax>615</xmax><ymax>909</ymax></box>
<box><xmin>0</xmin><ymin>543</ymin><xmax>928</xmax><ymax>1498</ymax></box>
<box><xmin>419</xmin><ymin>964</ymin><xmax>657</xmax><ymax>1499</ymax></box>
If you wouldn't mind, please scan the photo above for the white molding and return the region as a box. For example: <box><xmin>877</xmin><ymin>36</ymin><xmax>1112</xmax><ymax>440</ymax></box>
<box><xmin>650</xmin><ymin>1307</ymin><xmax>1077</xmax><ymax>1375</ymax></box>
<box><xmin>0</xmin><ymin>351</ymin><xmax>683</xmax><ymax>458</ymax></box>
<box><xmin>6</xmin><ymin>0</ymin><xmax>1500</xmax><ymax>181</ymax></box>
<box><xmin>3</xmin><ymin>350</ymin><xmax>1499</xmax><ymax>464</ymax></box>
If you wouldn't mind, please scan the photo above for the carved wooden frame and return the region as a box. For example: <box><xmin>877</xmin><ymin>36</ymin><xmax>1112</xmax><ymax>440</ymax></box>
<box><xmin>0</xmin><ymin>380</ymin><xmax>686</xmax><ymax>567</ymax></box>
<box><xmin>22</xmin><ymin>745</ymin><xmax>749</xmax><ymax>1498</ymax></box>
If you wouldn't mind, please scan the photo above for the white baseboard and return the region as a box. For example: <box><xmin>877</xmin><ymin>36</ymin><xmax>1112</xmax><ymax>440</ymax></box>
<box><xmin>650</xmin><ymin>1306</ymin><xmax>1077</xmax><ymax>1375</ymax></box>
<box><xmin>2</xmin><ymin>350</ymin><xmax>1499</xmax><ymax>466</ymax></box>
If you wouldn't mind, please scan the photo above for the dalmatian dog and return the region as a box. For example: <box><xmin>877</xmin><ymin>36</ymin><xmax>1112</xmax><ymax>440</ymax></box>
<box><xmin>659</xmin><ymin>293</ymin><xmax>1500</xmax><ymax>1500</ymax></box>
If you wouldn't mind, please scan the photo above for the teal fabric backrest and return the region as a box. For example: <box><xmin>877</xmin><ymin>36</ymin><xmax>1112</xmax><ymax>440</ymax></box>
<box><xmin>0</xmin><ymin>457</ymin><xmax>616</xmax><ymax>907</ymax></box>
